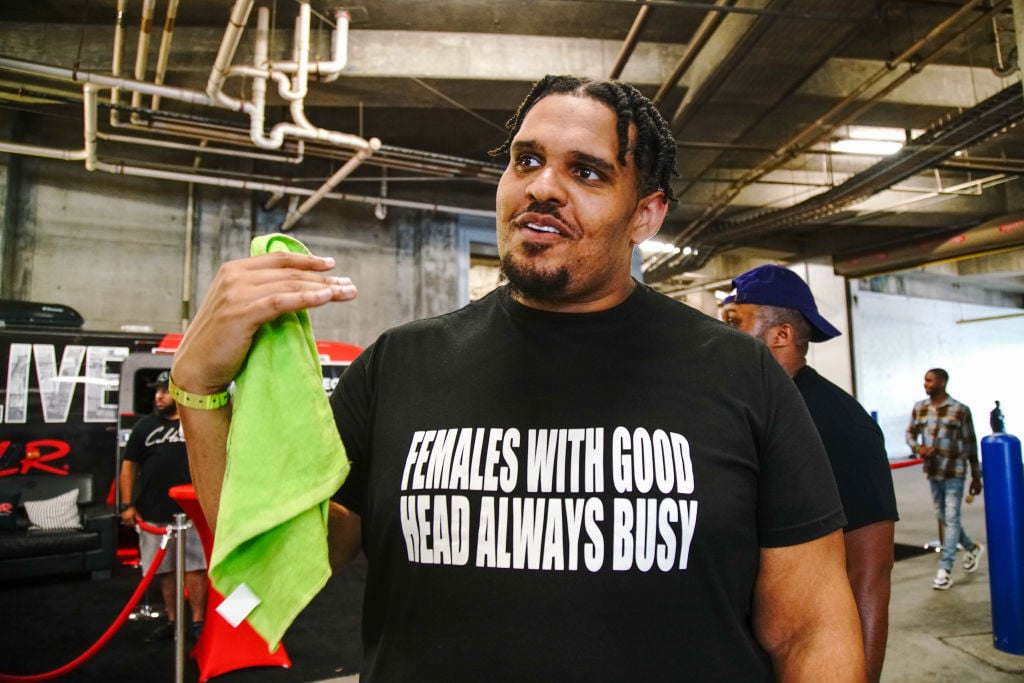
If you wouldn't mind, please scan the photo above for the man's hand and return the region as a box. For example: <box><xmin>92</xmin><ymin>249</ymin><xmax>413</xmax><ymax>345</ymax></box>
<box><xmin>120</xmin><ymin>505</ymin><xmax>139</xmax><ymax>527</ymax></box>
<box><xmin>172</xmin><ymin>250</ymin><xmax>357</xmax><ymax>532</ymax></box>
<box><xmin>969</xmin><ymin>476</ymin><xmax>983</xmax><ymax>497</ymax></box>
<box><xmin>171</xmin><ymin>250</ymin><xmax>358</xmax><ymax>395</ymax></box>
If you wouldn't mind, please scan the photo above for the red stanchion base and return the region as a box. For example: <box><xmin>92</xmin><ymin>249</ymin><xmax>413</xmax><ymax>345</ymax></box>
<box><xmin>168</xmin><ymin>485</ymin><xmax>291</xmax><ymax>682</ymax></box>
<box><xmin>191</xmin><ymin>587</ymin><xmax>292</xmax><ymax>682</ymax></box>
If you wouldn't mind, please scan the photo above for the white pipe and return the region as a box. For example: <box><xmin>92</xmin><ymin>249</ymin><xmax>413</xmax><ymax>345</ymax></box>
<box><xmin>0</xmin><ymin>57</ymin><xmax>216</xmax><ymax>107</ymax></box>
<box><xmin>130</xmin><ymin>0</ymin><xmax>157</xmax><ymax>116</ymax></box>
<box><xmin>281</xmin><ymin>140</ymin><xmax>381</xmax><ymax>231</ymax></box>
<box><xmin>317</xmin><ymin>10</ymin><xmax>351</xmax><ymax>82</ymax></box>
<box><xmin>110</xmin><ymin>0</ymin><xmax>128</xmax><ymax>125</ymax></box>
<box><xmin>83</xmin><ymin>84</ymin><xmax>100</xmax><ymax>170</ymax></box>
<box><xmin>182</xmin><ymin>180</ymin><xmax>194</xmax><ymax>331</ymax></box>
<box><xmin>279</xmin><ymin>1</ymin><xmax>311</xmax><ymax>102</ymax></box>
<box><xmin>251</xmin><ymin>8</ymin><xmax>351</xmax><ymax>81</ymax></box>
<box><xmin>72</xmin><ymin>84</ymin><xmax>480</xmax><ymax>222</ymax></box>
<box><xmin>98</xmin><ymin>131</ymin><xmax>305</xmax><ymax>164</ymax></box>
<box><xmin>0</xmin><ymin>142</ymin><xmax>87</xmax><ymax>161</ymax></box>
<box><xmin>151</xmin><ymin>0</ymin><xmax>180</xmax><ymax>110</ymax></box>
<box><xmin>206</xmin><ymin>0</ymin><xmax>255</xmax><ymax>110</ymax></box>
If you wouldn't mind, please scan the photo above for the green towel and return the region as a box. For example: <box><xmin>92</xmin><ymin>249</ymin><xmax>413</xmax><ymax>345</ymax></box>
<box><xmin>208</xmin><ymin>233</ymin><xmax>351</xmax><ymax>651</ymax></box>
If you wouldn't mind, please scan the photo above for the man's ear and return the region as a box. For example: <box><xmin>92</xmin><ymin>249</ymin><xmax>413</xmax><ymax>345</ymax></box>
<box><xmin>767</xmin><ymin>323</ymin><xmax>794</xmax><ymax>349</ymax></box>
<box><xmin>630</xmin><ymin>191</ymin><xmax>669</xmax><ymax>245</ymax></box>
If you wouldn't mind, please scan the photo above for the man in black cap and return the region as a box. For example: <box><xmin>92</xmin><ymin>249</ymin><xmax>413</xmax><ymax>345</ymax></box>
<box><xmin>119</xmin><ymin>370</ymin><xmax>208</xmax><ymax>643</ymax></box>
<box><xmin>723</xmin><ymin>264</ymin><xmax>898</xmax><ymax>683</ymax></box>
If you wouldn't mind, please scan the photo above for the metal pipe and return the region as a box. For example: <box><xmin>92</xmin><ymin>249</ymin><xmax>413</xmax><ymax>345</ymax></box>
<box><xmin>664</xmin><ymin>0</ymin><xmax>1011</xmax><ymax>252</ymax></box>
<box><xmin>173</xmin><ymin>513</ymin><xmax>187</xmax><ymax>683</ymax></box>
<box><xmin>130</xmin><ymin>0</ymin><xmax>157</xmax><ymax>119</ymax></box>
<box><xmin>316</xmin><ymin>9</ymin><xmax>351</xmax><ymax>82</ymax></box>
<box><xmin>110</xmin><ymin>0</ymin><xmax>128</xmax><ymax>125</ymax></box>
<box><xmin>71</xmin><ymin>83</ymin><xmax>487</xmax><ymax>220</ymax></box>
<box><xmin>151</xmin><ymin>0</ymin><xmax>180</xmax><ymax>110</ymax></box>
<box><xmin>281</xmin><ymin>141</ymin><xmax>382</xmax><ymax>231</ymax></box>
<box><xmin>98</xmin><ymin>130</ymin><xmax>304</xmax><ymax>164</ymax></box>
<box><xmin>206</xmin><ymin>0</ymin><xmax>255</xmax><ymax>110</ymax></box>
<box><xmin>608</xmin><ymin>3</ymin><xmax>652</xmax><ymax>80</ymax></box>
<box><xmin>0</xmin><ymin>141</ymin><xmax>87</xmax><ymax>161</ymax></box>
<box><xmin>654</xmin><ymin>0</ymin><xmax>736</xmax><ymax>107</ymax></box>
<box><xmin>182</xmin><ymin>181</ymin><xmax>194</xmax><ymax>330</ymax></box>
<box><xmin>0</xmin><ymin>57</ymin><xmax>216</xmax><ymax>107</ymax></box>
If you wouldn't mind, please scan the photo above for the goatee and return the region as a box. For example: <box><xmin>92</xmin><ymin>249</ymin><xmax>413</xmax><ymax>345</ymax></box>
<box><xmin>500</xmin><ymin>248</ymin><xmax>570</xmax><ymax>302</ymax></box>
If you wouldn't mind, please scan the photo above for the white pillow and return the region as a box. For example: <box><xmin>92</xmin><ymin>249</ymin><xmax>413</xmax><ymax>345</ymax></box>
<box><xmin>24</xmin><ymin>488</ymin><xmax>82</xmax><ymax>530</ymax></box>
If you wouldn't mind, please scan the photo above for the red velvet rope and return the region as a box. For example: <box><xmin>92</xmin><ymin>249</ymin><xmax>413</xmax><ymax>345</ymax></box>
<box><xmin>890</xmin><ymin>457</ymin><xmax>924</xmax><ymax>470</ymax></box>
<box><xmin>0</xmin><ymin>524</ymin><xmax>172</xmax><ymax>682</ymax></box>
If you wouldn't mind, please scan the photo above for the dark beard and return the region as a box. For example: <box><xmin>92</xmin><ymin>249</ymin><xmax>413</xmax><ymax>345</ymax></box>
<box><xmin>156</xmin><ymin>402</ymin><xmax>177</xmax><ymax>418</ymax></box>
<box><xmin>500</xmin><ymin>246</ymin><xmax>571</xmax><ymax>302</ymax></box>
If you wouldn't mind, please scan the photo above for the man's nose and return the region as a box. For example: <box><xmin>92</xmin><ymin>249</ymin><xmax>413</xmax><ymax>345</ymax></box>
<box><xmin>526</xmin><ymin>166</ymin><xmax>567</xmax><ymax>205</ymax></box>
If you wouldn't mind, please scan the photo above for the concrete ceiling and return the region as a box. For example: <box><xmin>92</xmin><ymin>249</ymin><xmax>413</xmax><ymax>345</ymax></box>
<box><xmin>2</xmin><ymin>0</ymin><xmax>1024</xmax><ymax>302</ymax></box>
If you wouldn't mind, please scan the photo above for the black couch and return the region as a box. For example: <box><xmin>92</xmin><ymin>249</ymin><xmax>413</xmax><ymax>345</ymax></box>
<box><xmin>0</xmin><ymin>473</ymin><xmax>117</xmax><ymax>581</ymax></box>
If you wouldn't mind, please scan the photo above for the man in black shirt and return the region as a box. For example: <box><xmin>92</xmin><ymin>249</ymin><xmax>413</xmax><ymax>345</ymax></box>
<box><xmin>722</xmin><ymin>264</ymin><xmax>899</xmax><ymax>683</ymax></box>
<box><xmin>120</xmin><ymin>371</ymin><xmax>208</xmax><ymax>642</ymax></box>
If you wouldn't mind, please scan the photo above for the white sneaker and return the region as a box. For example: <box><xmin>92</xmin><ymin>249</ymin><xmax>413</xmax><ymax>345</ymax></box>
<box><xmin>963</xmin><ymin>543</ymin><xmax>984</xmax><ymax>573</ymax></box>
<box><xmin>932</xmin><ymin>568</ymin><xmax>953</xmax><ymax>590</ymax></box>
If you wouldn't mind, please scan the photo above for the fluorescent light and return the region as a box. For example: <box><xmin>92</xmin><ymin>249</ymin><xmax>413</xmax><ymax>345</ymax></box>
<box><xmin>640</xmin><ymin>239</ymin><xmax>680</xmax><ymax>256</ymax></box>
<box><xmin>830</xmin><ymin>124</ymin><xmax>926</xmax><ymax>156</ymax></box>
<box><xmin>832</xmin><ymin>138</ymin><xmax>904</xmax><ymax>155</ymax></box>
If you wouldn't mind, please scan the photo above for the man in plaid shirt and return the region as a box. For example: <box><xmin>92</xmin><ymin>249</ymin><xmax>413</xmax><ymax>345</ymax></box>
<box><xmin>906</xmin><ymin>368</ymin><xmax>984</xmax><ymax>590</ymax></box>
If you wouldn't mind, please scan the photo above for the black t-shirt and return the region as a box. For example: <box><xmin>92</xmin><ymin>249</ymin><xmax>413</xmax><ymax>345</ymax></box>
<box><xmin>793</xmin><ymin>366</ymin><xmax>899</xmax><ymax>531</ymax></box>
<box><xmin>332</xmin><ymin>283</ymin><xmax>844</xmax><ymax>682</ymax></box>
<box><xmin>123</xmin><ymin>413</ymin><xmax>190</xmax><ymax>522</ymax></box>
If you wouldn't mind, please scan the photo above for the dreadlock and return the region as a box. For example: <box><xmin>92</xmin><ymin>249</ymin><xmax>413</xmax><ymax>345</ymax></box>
<box><xmin>489</xmin><ymin>75</ymin><xmax>678</xmax><ymax>205</ymax></box>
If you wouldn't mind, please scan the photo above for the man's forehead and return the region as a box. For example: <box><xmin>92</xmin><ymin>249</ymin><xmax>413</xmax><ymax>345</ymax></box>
<box><xmin>517</xmin><ymin>94</ymin><xmax>631</xmax><ymax>159</ymax></box>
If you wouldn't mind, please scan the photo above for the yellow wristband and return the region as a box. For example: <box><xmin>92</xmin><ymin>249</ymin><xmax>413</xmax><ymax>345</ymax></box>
<box><xmin>168</xmin><ymin>376</ymin><xmax>232</xmax><ymax>410</ymax></box>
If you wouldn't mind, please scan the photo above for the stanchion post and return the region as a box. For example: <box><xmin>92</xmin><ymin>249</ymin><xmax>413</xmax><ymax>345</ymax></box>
<box><xmin>981</xmin><ymin>433</ymin><xmax>1024</xmax><ymax>655</ymax></box>
<box><xmin>173</xmin><ymin>513</ymin><xmax>188</xmax><ymax>683</ymax></box>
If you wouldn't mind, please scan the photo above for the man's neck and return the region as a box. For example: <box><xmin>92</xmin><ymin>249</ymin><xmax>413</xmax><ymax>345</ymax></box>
<box><xmin>929</xmin><ymin>392</ymin><xmax>948</xmax><ymax>406</ymax></box>
<box><xmin>769</xmin><ymin>346</ymin><xmax>806</xmax><ymax>378</ymax></box>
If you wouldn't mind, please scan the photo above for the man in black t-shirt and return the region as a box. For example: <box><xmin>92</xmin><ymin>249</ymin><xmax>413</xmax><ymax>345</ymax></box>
<box><xmin>722</xmin><ymin>263</ymin><xmax>898</xmax><ymax>683</ymax></box>
<box><xmin>172</xmin><ymin>76</ymin><xmax>865</xmax><ymax>680</ymax></box>
<box><xmin>120</xmin><ymin>370</ymin><xmax>208</xmax><ymax>643</ymax></box>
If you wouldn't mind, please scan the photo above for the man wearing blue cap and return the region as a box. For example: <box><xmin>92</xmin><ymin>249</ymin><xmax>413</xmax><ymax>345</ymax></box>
<box><xmin>723</xmin><ymin>264</ymin><xmax>898</xmax><ymax>683</ymax></box>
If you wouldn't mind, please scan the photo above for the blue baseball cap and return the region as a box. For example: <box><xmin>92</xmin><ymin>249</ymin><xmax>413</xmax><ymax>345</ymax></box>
<box><xmin>731</xmin><ymin>264</ymin><xmax>841</xmax><ymax>342</ymax></box>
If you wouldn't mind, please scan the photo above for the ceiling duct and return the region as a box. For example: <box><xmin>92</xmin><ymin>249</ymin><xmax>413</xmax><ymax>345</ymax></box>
<box><xmin>833</xmin><ymin>213</ymin><xmax>1024</xmax><ymax>278</ymax></box>
<box><xmin>645</xmin><ymin>82</ymin><xmax>1024</xmax><ymax>283</ymax></box>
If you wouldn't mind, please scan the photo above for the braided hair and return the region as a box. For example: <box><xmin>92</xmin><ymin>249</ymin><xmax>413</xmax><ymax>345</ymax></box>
<box><xmin>490</xmin><ymin>75</ymin><xmax>678</xmax><ymax>204</ymax></box>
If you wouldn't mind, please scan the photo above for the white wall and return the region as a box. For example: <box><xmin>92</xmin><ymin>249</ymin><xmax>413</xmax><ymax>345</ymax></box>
<box><xmin>851</xmin><ymin>289</ymin><xmax>1024</xmax><ymax>459</ymax></box>
<box><xmin>794</xmin><ymin>262</ymin><xmax>853</xmax><ymax>394</ymax></box>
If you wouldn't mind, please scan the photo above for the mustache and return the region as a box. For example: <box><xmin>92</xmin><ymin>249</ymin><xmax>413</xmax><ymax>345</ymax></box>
<box><xmin>523</xmin><ymin>201</ymin><xmax>564</xmax><ymax>222</ymax></box>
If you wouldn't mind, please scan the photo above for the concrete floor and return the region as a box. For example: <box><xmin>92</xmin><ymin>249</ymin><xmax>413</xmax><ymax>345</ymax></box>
<box><xmin>880</xmin><ymin>463</ymin><xmax>1023</xmax><ymax>682</ymax></box>
<box><xmin>316</xmin><ymin>463</ymin><xmax>1024</xmax><ymax>682</ymax></box>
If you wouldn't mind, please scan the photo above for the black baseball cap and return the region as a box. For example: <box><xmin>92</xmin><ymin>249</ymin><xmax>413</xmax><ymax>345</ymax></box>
<box><xmin>147</xmin><ymin>370</ymin><xmax>170</xmax><ymax>389</ymax></box>
<box><xmin>731</xmin><ymin>264</ymin><xmax>841</xmax><ymax>342</ymax></box>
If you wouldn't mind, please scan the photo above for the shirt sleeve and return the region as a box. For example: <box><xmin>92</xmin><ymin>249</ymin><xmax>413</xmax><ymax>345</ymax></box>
<box><xmin>961</xmin><ymin>405</ymin><xmax>979</xmax><ymax>470</ymax></box>
<box><xmin>755</xmin><ymin>350</ymin><xmax>846</xmax><ymax>548</ymax></box>
<box><xmin>905</xmin><ymin>405</ymin><xmax>920</xmax><ymax>451</ymax></box>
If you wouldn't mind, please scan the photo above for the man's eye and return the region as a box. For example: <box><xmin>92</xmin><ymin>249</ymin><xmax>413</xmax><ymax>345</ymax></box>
<box><xmin>514</xmin><ymin>154</ymin><xmax>541</xmax><ymax>169</ymax></box>
<box><xmin>575</xmin><ymin>166</ymin><xmax>602</xmax><ymax>181</ymax></box>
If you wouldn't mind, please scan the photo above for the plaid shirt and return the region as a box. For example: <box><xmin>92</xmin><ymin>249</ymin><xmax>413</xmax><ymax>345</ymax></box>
<box><xmin>905</xmin><ymin>396</ymin><xmax>979</xmax><ymax>481</ymax></box>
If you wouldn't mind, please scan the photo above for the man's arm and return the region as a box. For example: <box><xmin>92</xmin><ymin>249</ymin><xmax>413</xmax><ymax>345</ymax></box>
<box><xmin>752</xmin><ymin>530</ymin><xmax>865</xmax><ymax>681</ymax></box>
<box><xmin>906</xmin><ymin>407</ymin><xmax>923</xmax><ymax>454</ymax></box>
<box><xmin>119</xmin><ymin>459</ymin><xmax>140</xmax><ymax>525</ymax></box>
<box><xmin>844</xmin><ymin>521</ymin><xmax>895</xmax><ymax>683</ymax></box>
<box><xmin>171</xmin><ymin>250</ymin><xmax>358</xmax><ymax>542</ymax></box>
<box><xmin>961</xmin><ymin>407</ymin><xmax>983</xmax><ymax>495</ymax></box>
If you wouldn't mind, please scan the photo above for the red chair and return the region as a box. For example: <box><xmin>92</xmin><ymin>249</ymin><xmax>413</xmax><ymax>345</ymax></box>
<box><xmin>168</xmin><ymin>484</ymin><xmax>291</xmax><ymax>682</ymax></box>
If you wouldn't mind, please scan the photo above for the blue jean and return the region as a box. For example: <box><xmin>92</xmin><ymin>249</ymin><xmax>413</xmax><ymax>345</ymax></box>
<box><xmin>929</xmin><ymin>478</ymin><xmax>976</xmax><ymax>571</ymax></box>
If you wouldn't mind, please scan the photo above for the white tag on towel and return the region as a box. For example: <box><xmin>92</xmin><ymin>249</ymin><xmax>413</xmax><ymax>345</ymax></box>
<box><xmin>216</xmin><ymin>582</ymin><xmax>262</xmax><ymax>627</ymax></box>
